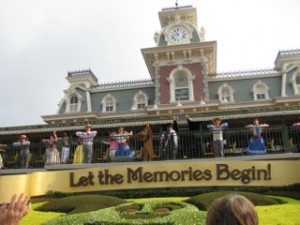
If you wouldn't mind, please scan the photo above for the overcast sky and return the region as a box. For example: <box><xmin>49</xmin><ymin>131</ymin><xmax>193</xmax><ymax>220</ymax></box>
<box><xmin>0</xmin><ymin>0</ymin><xmax>299</xmax><ymax>127</ymax></box>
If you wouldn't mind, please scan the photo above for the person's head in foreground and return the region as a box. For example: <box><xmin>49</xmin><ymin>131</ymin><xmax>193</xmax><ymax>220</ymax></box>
<box><xmin>206</xmin><ymin>194</ymin><xmax>259</xmax><ymax>225</ymax></box>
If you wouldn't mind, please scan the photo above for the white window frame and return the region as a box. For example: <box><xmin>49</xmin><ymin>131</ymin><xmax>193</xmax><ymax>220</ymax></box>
<box><xmin>290</xmin><ymin>68</ymin><xmax>300</xmax><ymax>94</ymax></box>
<box><xmin>132</xmin><ymin>91</ymin><xmax>148</xmax><ymax>110</ymax></box>
<box><xmin>252</xmin><ymin>81</ymin><xmax>269</xmax><ymax>100</ymax></box>
<box><xmin>65</xmin><ymin>90</ymin><xmax>83</xmax><ymax>113</ymax></box>
<box><xmin>69</xmin><ymin>95</ymin><xmax>79</xmax><ymax>112</ymax></box>
<box><xmin>102</xmin><ymin>94</ymin><xmax>116</xmax><ymax>112</ymax></box>
<box><xmin>217</xmin><ymin>83</ymin><xmax>235</xmax><ymax>103</ymax></box>
<box><xmin>167</xmin><ymin>66</ymin><xmax>195</xmax><ymax>103</ymax></box>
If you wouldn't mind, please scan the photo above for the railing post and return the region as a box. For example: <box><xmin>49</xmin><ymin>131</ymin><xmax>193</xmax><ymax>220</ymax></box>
<box><xmin>282</xmin><ymin>124</ymin><xmax>290</xmax><ymax>153</ymax></box>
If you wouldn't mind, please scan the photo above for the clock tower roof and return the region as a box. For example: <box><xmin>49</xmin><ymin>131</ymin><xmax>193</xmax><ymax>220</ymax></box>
<box><xmin>158</xmin><ymin>5</ymin><xmax>197</xmax><ymax>28</ymax></box>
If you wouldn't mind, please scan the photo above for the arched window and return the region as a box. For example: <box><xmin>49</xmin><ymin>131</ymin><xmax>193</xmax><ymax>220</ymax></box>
<box><xmin>252</xmin><ymin>81</ymin><xmax>269</xmax><ymax>100</ymax></box>
<box><xmin>69</xmin><ymin>95</ymin><xmax>79</xmax><ymax>112</ymax></box>
<box><xmin>102</xmin><ymin>94</ymin><xmax>116</xmax><ymax>112</ymax></box>
<box><xmin>133</xmin><ymin>91</ymin><xmax>148</xmax><ymax>110</ymax></box>
<box><xmin>217</xmin><ymin>83</ymin><xmax>234</xmax><ymax>102</ymax></box>
<box><xmin>168</xmin><ymin>67</ymin><xmax>195</xmax><ymax>103</ymax></box>
<box><xmin>175</xmin><ymin>72</ymin><xmax>189</xmax><ymax>101</ymax></box>
<box><xmin>290</xmin><ymin>71</ymin><xmax>300</xmax><ymax>94</ymax></box>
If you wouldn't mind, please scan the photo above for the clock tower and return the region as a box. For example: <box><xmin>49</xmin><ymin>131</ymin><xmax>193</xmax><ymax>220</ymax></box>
<box><xmin>142</xmin><ymin>4</ymin><xmax>217</xmax><ymax>107</ymax></box>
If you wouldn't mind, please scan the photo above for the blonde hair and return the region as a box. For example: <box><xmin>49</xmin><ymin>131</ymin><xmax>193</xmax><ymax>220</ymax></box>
<box><xmin>206</xmin><ymin>194</ymin><xmax>259</xmax><ymax>225</ymax></box>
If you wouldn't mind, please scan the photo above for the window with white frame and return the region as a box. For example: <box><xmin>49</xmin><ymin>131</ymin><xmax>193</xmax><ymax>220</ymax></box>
<box><xmin>168</xmin><ymin>67</ymin><xmax>195</xmax><ymax>103</ymax></box>
<box><xmin>289</xmin><ymin>69</ymin><xmax>300</xmax><ymax>94</ymax></box>
<box><xmin>174</xmin><ymin>72</ymin><xmax>189</xmax><ymax>101</ymax></box>
<box><xmin>102</xmin><ymin>94</ymin><xmax>116</xmax><ymax>112</ymax></box>
<box><xmin>295</xmin><ymin>75</ymin><xmax>300</xmax><ymax>93</ymax></box>
<box><xmin>69</xmin><ymin>95</ymin><xmax>79</xmax><ymax>112</ymax></box>
<box><xmin>252</xmin><ymin>81</ymin><xmax>269</xmax><ymax>100</ymax></box>
<box><xmin>133</xmin><ymin>91</ymin><xmax>148</xmax><ymax>110</ymax></box>
<box><xmin>217</xmin><ymin>83</ymin><xmax>234</xmax><ymax>102</ymax></box>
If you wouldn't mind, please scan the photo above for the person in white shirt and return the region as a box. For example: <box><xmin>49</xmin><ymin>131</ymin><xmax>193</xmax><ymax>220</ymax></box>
<box><xmin>76</xmin><ymin>124</ymin><xmax>97</xmax><ymax>163</ymax></box>
<box><xmin>207</xmin><ymin>117</ymin><xmax>228</xmax><ymax>157</ymax></box>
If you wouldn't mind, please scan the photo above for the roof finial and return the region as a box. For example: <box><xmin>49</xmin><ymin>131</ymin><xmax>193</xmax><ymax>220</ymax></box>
<box><xmin>175</xmin><ymin>0</ymin><xmax>178</xmax><ymax>8</ymax></box>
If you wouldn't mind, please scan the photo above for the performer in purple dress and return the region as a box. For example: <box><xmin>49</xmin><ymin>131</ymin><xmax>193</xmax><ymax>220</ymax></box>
<box><xmin>76</xmin><ymin>124</ymin><xmax>97</xmax><ymax>163</ymax></box>
<box><xmin>246</xmin><ymin>118</ymin><xmax>269</xmax><ymax>155</ymax></box>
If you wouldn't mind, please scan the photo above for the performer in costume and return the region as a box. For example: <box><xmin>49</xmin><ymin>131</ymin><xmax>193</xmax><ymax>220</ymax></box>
<box><xmin>102</xmin><ymin>131</ymin><xmax>118</xmax><ymax>162</ymax></box>
<box><xmin>43</xmin><ymin>131</ymin><xmax>60</xmax><ymax>165</ymax></box>
<box><xmin>73</xmin><ymin>137</ymin><xmax>83</xmax><ymax>164</ymax></box>
<box><xmin>207</xmin><ymin>117</ymin><xmax>228</xmax><ymax>157</ymax></box>
<box><xmin>13</xmin><ymin>135</ymin><xmax>30</xmax><ymax>168</ymax></box>
<box><xmin>160</xmin><ymin>124</ymin><xmax>178</xmax><ymax>160</ymax></box>
<box><xmin>139</xmin><ymin>124</ymin><xmax>154</xmax><ymax>161</ymax></box>
<box><xmin>246</xmin><ymin>118</ymin><xmax>269</xmax><ymax>155</ymax></box>
<box><xmin>76</xmin><ymin>124</ymin><xmax>97</xmax><ymax>163</ymax></box>
<box><xmin>114</xmin><ymin>127</ymin><xmax>133</xmax><ymax>162</ymax></box>
<box><xmin>60</xmin><ymin>132</ymin><xmax>71</xmax><ymax>163</ymax></box>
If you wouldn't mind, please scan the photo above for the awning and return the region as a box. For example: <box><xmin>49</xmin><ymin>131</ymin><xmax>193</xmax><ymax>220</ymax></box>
<box><xmin>0</xmin><ymin>120</ymin><xmax>174</xmax><ymax>135</ymax></box>
<box><xmin>189</xmin><ymin>109</ymin><xmax>300</xmax><ymax>122</ymax></box>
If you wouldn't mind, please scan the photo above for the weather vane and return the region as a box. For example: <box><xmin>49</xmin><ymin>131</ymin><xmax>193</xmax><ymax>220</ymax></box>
<box><xmin>175</xmin><ymin>0</ymin><xmax>178</xmax><ymax>7</ymax></box>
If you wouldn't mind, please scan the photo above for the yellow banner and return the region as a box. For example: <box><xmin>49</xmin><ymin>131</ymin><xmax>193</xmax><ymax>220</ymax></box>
<box><xmin>0</xmin><ymin>160</ymin><xmax>299</xmax><ymax>202</ymax></box>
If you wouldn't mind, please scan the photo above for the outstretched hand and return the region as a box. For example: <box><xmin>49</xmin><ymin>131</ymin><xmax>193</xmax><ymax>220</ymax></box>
<box><xmin>0</xmin><ymin>193</ymin><xmax>31</xmax><ymax>225</ymax></box>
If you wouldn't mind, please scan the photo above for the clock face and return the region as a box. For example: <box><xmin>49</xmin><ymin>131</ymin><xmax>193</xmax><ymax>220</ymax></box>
<box><xmin>169</xmin><ymin>26</ymin><xmax>188</xmax><ymax>43</ymax></box>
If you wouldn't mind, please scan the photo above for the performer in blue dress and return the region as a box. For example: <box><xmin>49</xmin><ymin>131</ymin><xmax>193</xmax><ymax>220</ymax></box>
<box><xmin>114</xmin><ymin>127</ymin><xmax>133</xmax><ymax>162</ymax></box>
<box><xmin>246</xmin><ymin>118</ymin><xmax>269</xmax><ymax>155</ymax></box>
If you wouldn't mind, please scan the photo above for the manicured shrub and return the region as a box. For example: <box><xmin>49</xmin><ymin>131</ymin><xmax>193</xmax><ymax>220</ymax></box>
<box><xmin>37</xmin><ymin>195</ymin><xmax>127</xmax><ymax>214</ymax></box>
<box><xmin>43</xmin><ymin>201</ymin><xmax>205</xmax><ymax>225</ymax></box>
<box><xmin>185</xmin><ymin>191</ymin><xmax>280</xmax><ymax>210</ymax></box>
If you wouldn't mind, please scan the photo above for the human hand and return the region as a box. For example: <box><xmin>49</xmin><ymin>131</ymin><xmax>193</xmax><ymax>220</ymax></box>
<box><xmin>0</xmin><ymin>193</ymin><xmax>31</xmax><ymax>225</ymax></box>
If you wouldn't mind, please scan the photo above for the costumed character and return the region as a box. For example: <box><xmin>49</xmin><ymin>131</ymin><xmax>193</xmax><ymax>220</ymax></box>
<box><xmin>102</xmin><ymin>131</ymin><xmax>118</xmax><ymax>162</ymax></box>
<box><xmin>43</xmin><ymin>131</ymin><xmax>60</xmax><ymax>165</ymax></box>
<box><xmin>114</xmin><ymin>127</ymin><xmax>133</xmax><ymax>162</ymax></box>
<box><xmin>76</xmin><ymin>124</ymin><xmax>97</xmax><ymax>163</ymax></box>
<box><xmin>246</xmin><ymin>118</ymin><xmax>269</xmax><ymax>155</ymax></box>
<box><xmin>73</xmin><ymin>137</ymin><xmax>83</xmax><ymax>164</ymax></box>
<box><xmin>0</xmin><ymin>144</ymin><xmax>7</xmax><ymax>169</ymax></box>
<box><xmin>207</xmin><ymin>117</ymin><xmax>228</xmax><ymax>157</ymax></box>
<box><xmin>13</xmin><ymin>135</ymin><xmax>31</xmax><ymax>168</ymax></box>
<box><xmin>139</xmin><ymin>124</ymin><xmax>154</xmax><ymax>161</ymax></box>
<box><xmin>160</xmin><ymin>124</ymin><xmax>178</xmax><ymax>160</ymax></box>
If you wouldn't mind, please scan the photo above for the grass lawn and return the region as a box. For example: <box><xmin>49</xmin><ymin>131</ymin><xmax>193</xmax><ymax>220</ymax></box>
<box><xmin>20</xmin><ymin>196</ymin><xmax>300</xmax><ymax>225</ymax></box>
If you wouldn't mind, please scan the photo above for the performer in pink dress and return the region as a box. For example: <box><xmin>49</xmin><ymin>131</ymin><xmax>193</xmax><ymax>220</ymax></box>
<box><xmin>43</xmin><ymin>131</ymin><xmax>60</xmax><ymax>165</ymax></box>
<box><xmin>102</xmin><ymin>131</ymin><xmax>118</xmax><ymax>162</ymax></box>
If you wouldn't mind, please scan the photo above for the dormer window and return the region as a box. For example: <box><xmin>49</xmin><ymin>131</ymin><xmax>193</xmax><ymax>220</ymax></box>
<box><xmin>70</xmin><ymin>95</ymin><xmax>79</xmax><ymax>112</ymax></box>
<box><xmin>252</xmin><ymin>81</ymin><xmax>269</xmax><ymax>100</ymax></box>
<box><xmin>217</xmin><ymin>83</ymin><xmax>234</xmax><ymax>102</ymax></box>
<box><xmin>64</xmin><ymin>90</ymin><xmax>83</xmax><ymax>113</ymax></box>
<box><xmin>133</xmin><ymin>91</ymin><xmax>148</xmax><ymax>110</ymax></box>
<box><xmin>290</xmin><ymin>70</ymin><xmax>300</xmax><ymax>94</ymax></box>
<box><xmin>102</xmin><ymin>94</ymin><xmax>116</xmax><ymax>112</ymax></box>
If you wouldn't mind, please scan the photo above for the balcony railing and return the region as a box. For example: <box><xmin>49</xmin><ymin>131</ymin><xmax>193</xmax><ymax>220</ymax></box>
<box><xmin>1</xmin><ymin>125</ymin><xmax>299</xmax><ymax>169</ymax></box>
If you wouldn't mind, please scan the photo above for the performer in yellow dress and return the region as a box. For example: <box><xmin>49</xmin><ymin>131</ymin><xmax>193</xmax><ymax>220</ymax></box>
<box><xmin>73</xmin><ymin>137</ymin><xmax>83</xmax><ymax>164</ymax></box>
